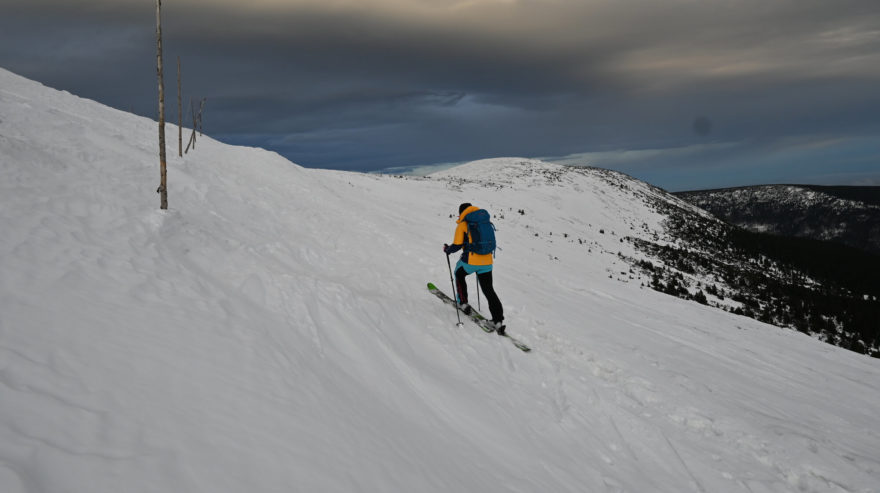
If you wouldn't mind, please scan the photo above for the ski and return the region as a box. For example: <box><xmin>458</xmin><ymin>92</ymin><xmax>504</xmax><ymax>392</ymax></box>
<box><xmin>427</xmin><ymin>282</ymin><xmax>495</xmax><ymax>332</ymax></box>
<box><xmin>427</xmin><ymin>282</ymin><xmax>532</xmax><ymax>352</ymax></box>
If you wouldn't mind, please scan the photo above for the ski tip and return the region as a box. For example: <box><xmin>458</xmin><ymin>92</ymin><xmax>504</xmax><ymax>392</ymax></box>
<box><xmin>427</xmin><ymin>282</ymin><xmax>438</xmax><ymax>290</ymax></box>
<box><xmin>506</xmin><ymin>336</ymin><xmax>532</xmax><ymax>352</ymax></box>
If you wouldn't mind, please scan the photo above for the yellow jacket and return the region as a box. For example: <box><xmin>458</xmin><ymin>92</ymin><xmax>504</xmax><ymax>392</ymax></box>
<box><xmin>452</xmin><ymin>205</ymin><xmax>493</xmax><ymax>266</ymax></box>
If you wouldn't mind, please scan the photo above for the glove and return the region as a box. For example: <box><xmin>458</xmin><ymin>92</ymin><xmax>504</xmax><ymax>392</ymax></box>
<box><xmin>444</xmin><ymin>243</ymin><xmax>463</xmax><ymax>255</ymax></box>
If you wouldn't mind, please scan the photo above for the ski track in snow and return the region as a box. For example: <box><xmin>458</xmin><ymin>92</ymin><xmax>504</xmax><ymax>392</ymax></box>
<box><xmin>1</xmin><ymin>67</ymin><xmax>879</xmax><ymax>492</ymax></box>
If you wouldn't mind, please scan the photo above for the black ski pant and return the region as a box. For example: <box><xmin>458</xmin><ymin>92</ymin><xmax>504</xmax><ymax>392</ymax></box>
<box><xmin>455</xmin><ymin>266</ymin><xmax>504</xmax><ymax>323</ymax></box>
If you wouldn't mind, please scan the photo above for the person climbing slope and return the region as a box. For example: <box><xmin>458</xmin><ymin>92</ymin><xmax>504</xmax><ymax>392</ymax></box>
<box><xmin>443</xmin><ymin>203</ymin><xmax>505</xmax><ymax>335</ymax></box>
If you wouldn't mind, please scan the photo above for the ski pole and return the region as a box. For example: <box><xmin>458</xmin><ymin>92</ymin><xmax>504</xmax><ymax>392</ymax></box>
<box><xmin>445</xmin><ymin>252</ymin><xmax>464</xmax><ymax>327</ymax></box>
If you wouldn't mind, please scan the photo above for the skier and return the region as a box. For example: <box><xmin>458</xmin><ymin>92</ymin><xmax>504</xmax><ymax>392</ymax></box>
<box><xmin>443</xmin><ymin>203</ymin><xmax>506</xmax><ymax>334</ymax></box>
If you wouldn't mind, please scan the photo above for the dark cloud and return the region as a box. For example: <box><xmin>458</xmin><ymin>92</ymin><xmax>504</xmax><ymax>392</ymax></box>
<box><xmin>693</xmin><ymin>117</ymin><xmax>712</xmax><ymax>137</ymax></box>
<box><xmin>1</xmin><ymin>0</ymin><xmax>879</xmax><ymax>188</ymax></box>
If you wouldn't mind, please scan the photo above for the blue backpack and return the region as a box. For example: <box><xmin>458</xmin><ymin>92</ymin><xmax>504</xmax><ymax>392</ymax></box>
<box><xmin>463</xmin><ymin>209</ymin><xmax>497</xmax><ymax>255</ymax></box>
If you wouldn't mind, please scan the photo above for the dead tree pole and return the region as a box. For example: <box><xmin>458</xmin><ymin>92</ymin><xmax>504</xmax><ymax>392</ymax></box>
<box><xmin>190</xmin><ymin>99</ymin><xmax>197</xmax><ymax>149</ymax></box>
<box><xmin>185</xmin><ymin>98</ymin><xmax>197</xmax><ymax>154</ymax></box>
<box><xmin>156</xmin><ymin>0</ymin><xmax>168</xmax><ymax>210</ymax></box>
<box><xmin>198</xmin><ymin>98</ymin><xmax>206</xmax><ymax>136</ymax></box>
<box><xmin>177</xmin><ymin>56</ymin><xmax>182</xmax><ymax>157</ymax></box>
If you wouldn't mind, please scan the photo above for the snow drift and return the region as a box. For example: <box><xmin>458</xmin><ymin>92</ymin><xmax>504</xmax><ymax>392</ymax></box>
<box><xmin>1</xmin><ymin>67</ymin><xmax>878</xmax><ymax>493</ymax></box>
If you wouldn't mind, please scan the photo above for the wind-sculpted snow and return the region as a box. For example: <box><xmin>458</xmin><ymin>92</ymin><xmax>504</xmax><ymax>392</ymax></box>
<box><xmin>2</xmin><ymin>67</ymin><xmax>879</xmax><ymax>492</ymax></box>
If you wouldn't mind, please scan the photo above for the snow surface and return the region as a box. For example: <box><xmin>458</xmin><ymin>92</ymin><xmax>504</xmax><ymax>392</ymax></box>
<box><xmin>1</xmin><ymin>67</ymin><xmax>879</xmax><ymax>493</ymax></box>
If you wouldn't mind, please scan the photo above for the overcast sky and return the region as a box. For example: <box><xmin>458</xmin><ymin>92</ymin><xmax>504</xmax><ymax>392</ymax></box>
<box><xmin>2</xmin><ymin>0</ymin><xmax>879</xmax><ymax>190</ymax></box>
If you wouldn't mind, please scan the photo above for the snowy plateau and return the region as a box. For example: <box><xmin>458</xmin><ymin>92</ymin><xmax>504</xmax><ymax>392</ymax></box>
<box><xmin>1</xmin><ymin>67</ymin><xmax>879</xmax><ymax>493</ymax></box>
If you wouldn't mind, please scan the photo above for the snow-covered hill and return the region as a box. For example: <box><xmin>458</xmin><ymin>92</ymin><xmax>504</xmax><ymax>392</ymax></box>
<box><xmin>2</xmin><ymin>67</ymin><xmax>879</xmax><ymax>493</ymax></box>
<box><xmin>676</xmin><ymin>185</ymin><xmax>880</xmax><ymax>255</ymax></box>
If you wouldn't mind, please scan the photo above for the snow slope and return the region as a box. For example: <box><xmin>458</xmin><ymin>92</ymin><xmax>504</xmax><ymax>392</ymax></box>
<box><xmin>1</xmin><ymin>67</ymin><xmax>879</xmax><ymax>492</ymax></box>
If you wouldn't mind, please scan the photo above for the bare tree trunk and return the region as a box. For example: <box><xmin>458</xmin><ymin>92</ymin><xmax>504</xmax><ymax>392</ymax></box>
<box><xmin>198</xmin><ymin>98</ymin><xmax>206</xmax><ymax>136</ymax></box>
<box><xmin>156</xmin><ymin>0</ymin><xmax>168</xmax><ymax>210</ymax></box>
<box><xmin>191</xmin><ymin>99</ymin><xmax>197</xmax><ymax>149</ymax></box>
<box><xmin>177</xmin><ymin>56</ymin><xmax>182</xmax><ymax>158</ymax></box>
<box><xmin>185</xmin><ymin>99</ymin><xmax>197</xmax><ymax>154</ymax></box>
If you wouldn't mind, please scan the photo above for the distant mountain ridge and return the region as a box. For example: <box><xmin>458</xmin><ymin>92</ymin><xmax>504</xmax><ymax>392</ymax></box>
<box><xmin>675</xmin><ymin>184</ymin><xmax>880</xmax><ymax>255</ymax></box>
<box><xmin>798</xmin><ymin>184</ymin><xmax>880</xmax><ymax>207</ymax></box>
